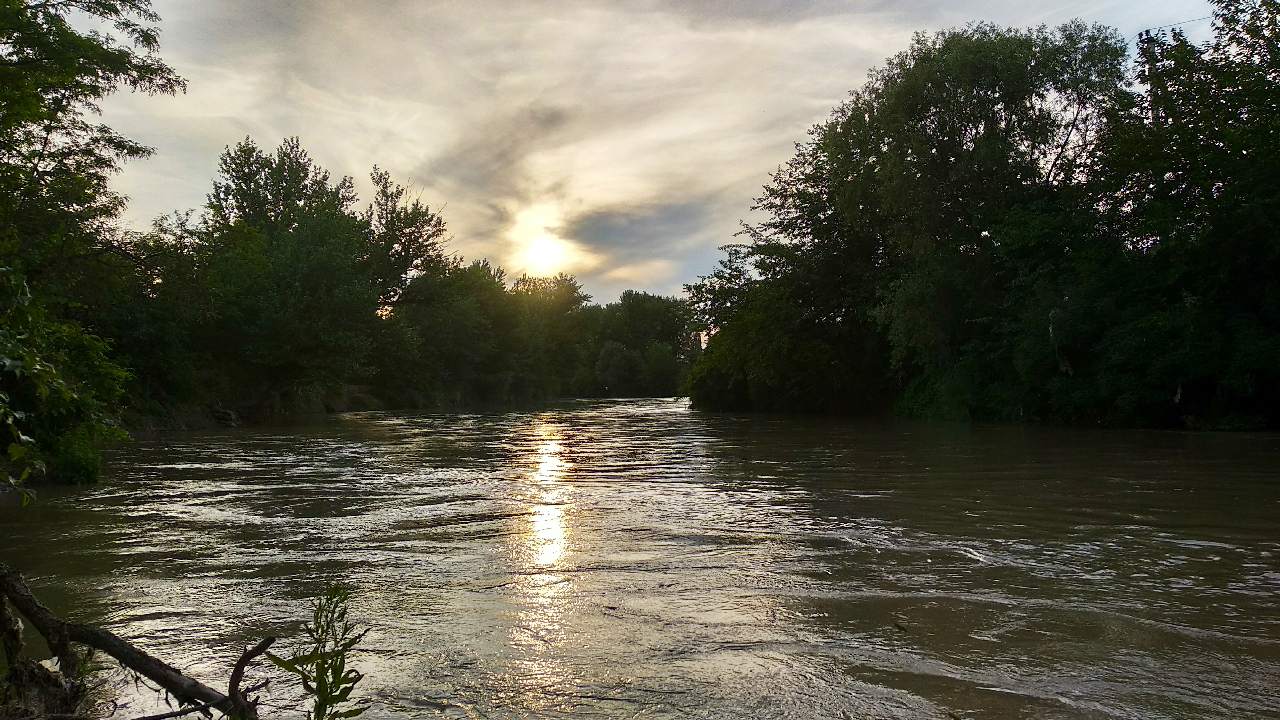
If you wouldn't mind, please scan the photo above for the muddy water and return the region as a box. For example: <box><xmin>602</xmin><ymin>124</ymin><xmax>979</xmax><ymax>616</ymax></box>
<box><xmin>2</xmin><ymin>399</ymin><xmax>1278</xmax><ymax>718</ymax></box>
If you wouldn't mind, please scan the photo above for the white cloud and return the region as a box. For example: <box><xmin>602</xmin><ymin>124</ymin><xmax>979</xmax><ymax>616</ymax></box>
<box><xmin>102</xmin><ymin>0</ymin><xmax>1213</xmax><ymax>299</ymax></box>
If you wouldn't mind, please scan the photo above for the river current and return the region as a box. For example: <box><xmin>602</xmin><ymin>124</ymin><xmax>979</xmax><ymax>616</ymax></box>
<box><xmin>2</xmin><ymin>399</ymin><xmax>1278</xmax><ymax>718</ymax></box>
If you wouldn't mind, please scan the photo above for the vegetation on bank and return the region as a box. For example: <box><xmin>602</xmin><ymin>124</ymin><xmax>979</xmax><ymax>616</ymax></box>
<box><xmin>109</xmin><ymin>137</ymin><xmax>698</xmax><ymax>418</ymax></box>
<box><xmin>686</xmin><ymin>0</ymin><xmax>1280</xmax><ymax>429</ymax></box>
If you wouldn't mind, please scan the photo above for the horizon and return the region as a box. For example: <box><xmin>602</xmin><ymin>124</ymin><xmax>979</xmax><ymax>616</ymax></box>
<box><xmin>101</xmin><ymin>0</ymin><xmax>1212</xmax><ymax>303</ymax></box>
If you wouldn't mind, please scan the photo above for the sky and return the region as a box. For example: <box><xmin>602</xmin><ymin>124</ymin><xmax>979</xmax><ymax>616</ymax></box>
<box><xmin>101</xmin><ymin>0</ymin><xmax>1212</xmax><ymax>302</ymax></box>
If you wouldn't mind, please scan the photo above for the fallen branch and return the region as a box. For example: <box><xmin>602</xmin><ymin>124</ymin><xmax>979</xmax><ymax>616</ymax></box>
<box><xmin>0</xmin><ymin>562</ymin><xmax>270</xmax><ymax>719</ymax></box>
<box><xmin>128</xmin><ymin>703</ymin><xmax>218</xmax><ymax>720</ymax></box>
<box><xmin>128</xmin><ymin>681</ymin><xmax>268</xmax><ymax>720</ymax></box>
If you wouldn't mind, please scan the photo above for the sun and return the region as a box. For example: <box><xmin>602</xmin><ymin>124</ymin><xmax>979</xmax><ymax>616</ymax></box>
<box><xmin>520</xmin><ymin>233</ymin><xmax>573</xmax><ymax>277</ymax></box>
<box><xmin>508</xmin><ymin>203</ymin><xmax>597</xmax><ymax>277</ymax></box>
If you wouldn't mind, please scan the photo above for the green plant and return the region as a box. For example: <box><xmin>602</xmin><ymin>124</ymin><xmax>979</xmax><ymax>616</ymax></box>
<box><xmin>269</xmin><ymin>587</ymin><xmax>369</xmax><ymax>720</ymax></box>
<box><xmin>1</xmin><ymin>269</ymin><xmax>127</xmax><ymax>490</ymax></box>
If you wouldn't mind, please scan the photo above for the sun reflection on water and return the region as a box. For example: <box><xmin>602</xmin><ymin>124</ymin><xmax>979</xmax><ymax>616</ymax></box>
<box><xmin>509</xmin><ymin>421</ymin><xmax>580</xmax><ymax>702</ymax></box>
<box><xmin>532</xmin><ymin>503</ymin><xmax>565</xmax><ymax>567</ymax></box>
<box><xmin>528</xmin><ymin>426</ymin><xmax>568</xmax><ymax>568</ymax></box>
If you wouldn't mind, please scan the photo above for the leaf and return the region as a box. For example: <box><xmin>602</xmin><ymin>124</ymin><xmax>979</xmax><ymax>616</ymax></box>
<box><xmin>265</xmin><ymin>651</ymin><xmax>299</xmax><ymax>673</ymax></box>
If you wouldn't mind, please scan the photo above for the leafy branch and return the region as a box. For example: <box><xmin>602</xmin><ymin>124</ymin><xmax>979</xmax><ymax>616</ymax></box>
<box><xmin>267</xmin><ymin>587</ymin><xmax>369</xmax><ymax>720</ymax></box>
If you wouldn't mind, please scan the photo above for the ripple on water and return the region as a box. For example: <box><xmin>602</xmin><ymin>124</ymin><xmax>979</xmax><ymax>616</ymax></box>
<box><xmin>2</xmin><ymin>398</ymin><xmax>1279</xmax><ymax>719</ymax></box>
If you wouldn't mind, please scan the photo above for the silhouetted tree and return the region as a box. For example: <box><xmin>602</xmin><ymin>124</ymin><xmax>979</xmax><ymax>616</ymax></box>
<box><xmin>689</xmin><ymin>4</ymin><xmax>1279</xmax><ymax>428</ymax></box>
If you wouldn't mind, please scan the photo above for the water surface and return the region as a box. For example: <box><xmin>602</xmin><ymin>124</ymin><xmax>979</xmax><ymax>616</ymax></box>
<box><xmin>3</xmin><ymin>399</ymin><xmax>1279</xmax><ymax>718</ymax></box>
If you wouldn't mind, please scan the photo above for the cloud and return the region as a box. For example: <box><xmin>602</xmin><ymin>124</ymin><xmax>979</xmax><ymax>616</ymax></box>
<box><xmin>570</xmin><ymin>202</ymin><xmax>706</xmax><ymax>255</ymax></box>
<box><xmin>602</xmin><ymin>259</ymin><xmax>678</xmax><ymax>284</ymax></box>
<box><xmin>102</xmin><ymin>0</ymin><xmax>1213</xmax><ymax>300</ymax></box>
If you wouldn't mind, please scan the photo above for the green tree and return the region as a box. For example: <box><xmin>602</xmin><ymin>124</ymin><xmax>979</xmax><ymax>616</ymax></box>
<box><xmin>0</xmin><ymin>0</ymin><xmax>184</xmax><ymax>305</ymax></box>
<box><xmin>196</xmin><ymin>139</ymin><xmax>375</xmax><ymax>413</ymax></box>
<box><xmin>693</xmin><ymin>21</ymin><xmax>1131</xmax><ymax>415</ymax></box>
<box><xmin>638</xmin><ymin>342</ymin><xmax>681</xmax><ymax>397</ymax></box>
<box><xmin>381</xmin><ymin>259</ymin><xmax>520</xmax><ymax>407</ymax></box>
<box><xmin>134</xmin><ymin>138</ymin><xmax>450</xmax><ymax>418</ymax></box>
<box><xmin>594</xmin><ymin>341</ymin><xmax>642</xmax><ymax>397</ymax></box>
<box><xmin>361</xmin><ymin>167</ymin><xmax>449</xmax><ymax>308</ymax></box>
<box><xmin>510</xmin><ymin>274</ymin><xmax>591</xmax><ymax>400</ymax></box>
<box><xmin>1081</xmin><ymin>0</ymin><xmax>1280</xmax><ymax>426</ymax></box>
<box><xmin>0</xmin><ymin>0</ymin><xmax>179</xmax><ymax>481</ymax></box>
<box><xmin>1</xmin><ymin>269</ymin><xmax>125</xmax><ymax>488</ymax></box>
<box><xmin>689</xmin><ymin>5</ymin><xmax>1280</xmax><ymax>428</ymax></box>
<box><xmin>576</xmin><ymin>290</ymin><xmax>697</xmax><ymax>398</ymax></box>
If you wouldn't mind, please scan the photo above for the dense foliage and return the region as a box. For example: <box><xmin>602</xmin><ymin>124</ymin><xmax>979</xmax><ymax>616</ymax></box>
<box><xmin>1</xmin><ymin>0</ymin><xmax>178</xmax><ymax>486</ymax></box>
<box><xmin>377</xmin><ymin>273</ymin><xmax>698</xmax><ymax>406</ymax></box>
<box><xmin>688</xmin><ymin>1</ymin><xmax>1280</xmax><ymax>429</ymax></box>
<box><xmin>121</xmin><ymin>137</ymin><xmax>697</xmax><ymax>417</ymax></box>
<box><xmin>1</xmin><ymin>269</ymin><xmax>125</xmax><ymax>491</ymax></box>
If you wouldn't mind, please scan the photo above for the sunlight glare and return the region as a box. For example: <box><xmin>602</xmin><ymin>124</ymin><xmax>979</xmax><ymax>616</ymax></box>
<box><xmin>527</xmin><ymin>424</ymin><xmax>569</xmax><ymax>568</ymax></box>
<box><xmin>532</xmin><ymin>503</ymin><xmax>565</xmax><ymax>567</ymax></box>
<box><xmin>507</xmin><ymin>203</ymin><xmax>598</xmax><ymax>277</ymax></box>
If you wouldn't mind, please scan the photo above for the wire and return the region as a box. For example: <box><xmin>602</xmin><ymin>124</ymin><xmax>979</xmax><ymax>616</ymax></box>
<box><xmin>1135</xmin><ymin>13</ymin><xmax>1214</xmax><ymax>38</ymax></box>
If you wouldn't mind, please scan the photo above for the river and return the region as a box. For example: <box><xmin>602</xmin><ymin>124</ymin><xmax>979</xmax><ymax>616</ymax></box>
<box><xmin>2</xmin><ymin>398</ymin><xmax>1279</xmax><ymax>718</ymax></box>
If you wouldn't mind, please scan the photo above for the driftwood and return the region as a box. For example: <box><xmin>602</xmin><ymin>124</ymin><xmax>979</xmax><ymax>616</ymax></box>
<box><xmin>0</xmin><ymin>562</ymin><xmax>273</xmax><ymax>719</ymax></box>
<box><xmin>127</xmin><ymin>681</ymin><xmax>267</xmax><ymax>720</ymax></box>
<box><xmin>0</xmin><ymin>583</ymin><xmax>82</xmax><ymax>719</ymax></box>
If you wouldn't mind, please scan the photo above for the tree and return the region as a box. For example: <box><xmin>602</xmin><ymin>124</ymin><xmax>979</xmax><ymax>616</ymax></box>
<box><xmin>691</xmin><ymin>22</ymin><xmax>1128</xmax><ymax>415</ymax></box>
<box><xmin>1082</xmin><ymin>0</ymin><xmax>1280</xmax><ymax>426</ymax></box>
<box><xmin>571</xmin><ymin>291</ymin><xmax>697</xmax><ymax>398</ymax></box>
<box><xmin>190</xmin><ymin>139</ymin><xmax>376</xmax><ymax>413</ymax></box>
<box><xmin>362</xmin><ymin>167</ymin><xmax>449</xmax><ymax>307</ymax></box>
<box><xmin>1</xmin><ymin>268</ymin><xmax>125</xmax><ymax>488</ymax></box>
<box><xmin>0</xmin><ymin>0</ymin><xmax>180</xmax><ymax>481</ymax></box>
<box><xmin>380</xmin><ymin>259</ymin><xmax>520</xmax><ymax>407</ymax></box>
<box><xmin>510</xmin><ymin>274</ymin><xmax>591</xmax><ymax>399</ymax></box>
<box><xmin>689</xmin><ymin>5</ymin><xmax>1280</xmax><ymax>428</ymax></box>
<box><xmin>0</xmin><ymin>0</ymin><xmax>184</xmax><ymax>305</ymax></box>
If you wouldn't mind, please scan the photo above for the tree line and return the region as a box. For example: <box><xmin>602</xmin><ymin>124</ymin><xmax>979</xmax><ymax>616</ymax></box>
<box><xmin>1</xmin><ymin>1</ymin><xmax>697</xmax><ymax>487</ymax></box>
<box><xmin>687</xmin><ymin>0</ymin><xmax>1279</xmax><ymax>430</ymax></box>
<box><xmin>5</xmin><ymin>1</ymin><xmax>1278</xmax><ymax>491</ymax></box>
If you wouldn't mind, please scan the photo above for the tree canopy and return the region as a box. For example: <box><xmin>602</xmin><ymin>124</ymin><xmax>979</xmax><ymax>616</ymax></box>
<box><xmin>687</xmin><ymin>1</ymin><xmax>1280</xmax><ymax>429</ymax></box>
<box><xmin>2</xmin><ymin>0</ymin><xmax>180</xmax><ymax>488</ymax></box>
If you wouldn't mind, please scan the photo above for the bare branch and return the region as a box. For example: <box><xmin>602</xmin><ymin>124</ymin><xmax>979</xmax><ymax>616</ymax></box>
<box><xmin>227</xmin><ymin>638</ymin><xmax>275</xmax><ymax>718</ymax></box>
<box><xmin>127</xmin><ymin>681</ymin><xmax>268</xmax><ymax>720</ymax></box>
<box><xmin>0</xmin><ymin>562</ymin><xmax>270</xmax><ymax>720</ymax></box>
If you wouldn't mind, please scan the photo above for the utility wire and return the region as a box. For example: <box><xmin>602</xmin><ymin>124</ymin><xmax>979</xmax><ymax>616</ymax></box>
<box><xmin>1134</xmin><ymin>13</ymin><xmax>1214</xmax><ymax>38</ymax></box>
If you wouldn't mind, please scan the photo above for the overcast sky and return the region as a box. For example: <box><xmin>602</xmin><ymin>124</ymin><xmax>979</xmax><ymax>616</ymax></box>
<box><xmin>101</xmin><ymin>0</ymin><xmax>1212</xmax><ymax>301</ymax></box>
